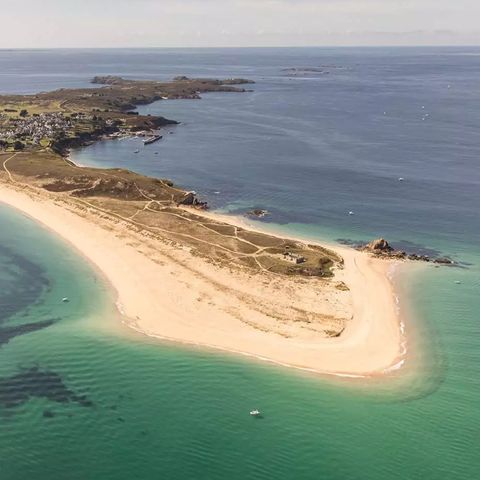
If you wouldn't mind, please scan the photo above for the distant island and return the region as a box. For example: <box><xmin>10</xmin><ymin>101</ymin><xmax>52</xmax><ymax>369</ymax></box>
<box><xmin>0</xmin><ymin>76</ymin><xmax>408</xmax><ymax>376</ymax></box>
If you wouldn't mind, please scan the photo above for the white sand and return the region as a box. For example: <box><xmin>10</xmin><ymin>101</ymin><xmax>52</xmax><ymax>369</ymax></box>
<box><xmin>0</xmin><ymin>182</ymin><xmax>406</xmax><ymax>377</ymax></box>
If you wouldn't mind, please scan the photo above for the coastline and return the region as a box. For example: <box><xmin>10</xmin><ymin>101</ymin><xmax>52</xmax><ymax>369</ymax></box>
<box><xmin>0</xmin><ymin>182</ymin><xmax>407</xmax><ymax>377</ymax></box>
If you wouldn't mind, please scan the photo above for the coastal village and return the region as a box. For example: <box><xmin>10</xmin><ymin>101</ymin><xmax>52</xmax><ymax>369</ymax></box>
<box><xmin>0</xmin><ymin>111</ymin><xmax>73</xmax><ymax>149</ymax></box>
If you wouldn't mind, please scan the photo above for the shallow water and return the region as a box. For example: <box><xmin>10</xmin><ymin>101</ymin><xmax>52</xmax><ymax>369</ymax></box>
<box><xmin>1</xmin><ymin>48</ymin><xmax>479</xmax><ymax>479</ymax></box>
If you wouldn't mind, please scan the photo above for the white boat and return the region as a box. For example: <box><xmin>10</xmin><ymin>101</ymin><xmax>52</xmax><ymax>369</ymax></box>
<box><xmin>62</xmin><ymin>297</ymin><xmax>69</xmax><ymax>303</ymax></box>
<box><xmin>250</xmin><ymin>409</ymin><xmax>261</xmax><ymax>416</ymax></box>
<box><xmin>143</xmin><ymin>134</ymin><xmax>162</xmax><ymax>145</ymax></box>
<box><xmin>398</xmin><ymin>177</ymin><xmax>404</xmax><ymax>182</ymax></box>
<box><xmin>134</xmin><ymin>150</ymin><xmax>140</xmax><ymax>154</ymax></box>
<box><xmin>348</xmin><ymin>211</ymin><xmax>354</xmax><ymax>216</ymax></box>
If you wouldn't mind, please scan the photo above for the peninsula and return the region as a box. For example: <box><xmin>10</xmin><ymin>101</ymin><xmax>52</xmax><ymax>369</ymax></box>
<box><xmin>0</xmin><ymin>77</ymin><xmax>405</xmax><ymax>376</ymax></box>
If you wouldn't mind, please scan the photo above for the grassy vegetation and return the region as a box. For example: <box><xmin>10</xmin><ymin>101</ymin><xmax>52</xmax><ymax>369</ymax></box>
<box><xmin>2</xmin><ymin>150</ymin><xmax>340</xmax><ymax>278</ymax></box>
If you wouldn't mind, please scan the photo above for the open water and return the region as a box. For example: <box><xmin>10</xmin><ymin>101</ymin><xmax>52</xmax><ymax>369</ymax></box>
<box><xmin>0</xmin><ymin>48</ymin><xmax>479</xmax><ymax>479</ymax></box>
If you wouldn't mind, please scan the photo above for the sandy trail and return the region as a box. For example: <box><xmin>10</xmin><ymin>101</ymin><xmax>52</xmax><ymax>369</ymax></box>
<box><xmin>2</xmin><ymin>153</ymin><xmax>17</xmax><ymax>182</ymax></box>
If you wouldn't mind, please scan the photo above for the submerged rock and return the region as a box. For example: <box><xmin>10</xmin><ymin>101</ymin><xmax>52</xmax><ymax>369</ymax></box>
<box><xmin>434</xmin><ymin>257</ymin><xmax>454</xmax><ymax>265</ymax></box>
<box><xmin>246</xmin><ymin>209</ymin><xmax>269</xmax><ymax>218</ymax></box>
<box><xmin>408</xmin><ymin>253</ymin><xmax>430</xmax><ymax>262</ymax></box>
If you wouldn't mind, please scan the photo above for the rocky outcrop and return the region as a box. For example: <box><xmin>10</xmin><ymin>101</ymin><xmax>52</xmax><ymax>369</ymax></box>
<box><xmin>361</xmin><ymin>238</ymin><xmax>454</xmax><ymax>265</ymax></box>
<box><xmin>364</xmin><ymin>238</ymin><xmax>393</xmax><ymax>253</ymax></box>
<box><xmin>178</xmin><ymin>192</ymin><xmax>208</xmax><ymax>209</ymax></box>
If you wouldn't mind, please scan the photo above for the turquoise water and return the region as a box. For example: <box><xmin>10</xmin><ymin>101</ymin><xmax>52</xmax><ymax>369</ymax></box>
<box><xmin>1</xmin><ymin>48</ymin><xmax>480</xmax><ymax>479</ymax></box>
<box><xmin>1</xmin><ymin>203</ymin><xmax>478</xmax><ymax>480</ymax></box>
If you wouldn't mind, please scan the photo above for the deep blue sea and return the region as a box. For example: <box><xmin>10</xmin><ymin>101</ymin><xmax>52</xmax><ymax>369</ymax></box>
<box><xmin>1</xmin><ymin>48</ymin><xmax>479</xmax><ymax>479</ymax></box>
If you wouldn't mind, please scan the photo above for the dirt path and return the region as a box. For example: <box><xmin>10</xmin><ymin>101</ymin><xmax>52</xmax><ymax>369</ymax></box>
<box><xmin>2</xmin><ymin>153</ymin><xmax>18</xmax><ymax>182</ymax></box>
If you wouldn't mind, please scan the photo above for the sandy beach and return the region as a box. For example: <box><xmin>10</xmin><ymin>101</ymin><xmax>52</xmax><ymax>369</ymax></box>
<box><xmin>0</xmin><ymin>182</ymin><xmax>405</xmax><ymax>377</ymax></box>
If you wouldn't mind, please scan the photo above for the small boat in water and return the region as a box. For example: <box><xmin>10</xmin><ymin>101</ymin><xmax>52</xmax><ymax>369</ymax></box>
<box><xmin>250</xmin><ymin>409</ymin><xmax>261</xmax><ymax>417</ymax></box>
<box><xmin>62</xmin><ymin>297</ymin><xmax>69</xmax><ymax>303</ymax></box>
<box><xmin>134</xmin><ymin>150</ymin><xmax>140</xmax><ymax>154</ymax></box>
<box><xmin>143</xmin><ymin>135</ymin><xmax>162</xmax><ymax>145</ymax></box>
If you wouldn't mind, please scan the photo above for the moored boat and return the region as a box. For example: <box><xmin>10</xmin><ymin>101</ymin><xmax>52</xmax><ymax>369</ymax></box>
<box><xmin>143</xmin><ymin>134</ymin><xmax>163</xmax><ymax>145</ymax></box>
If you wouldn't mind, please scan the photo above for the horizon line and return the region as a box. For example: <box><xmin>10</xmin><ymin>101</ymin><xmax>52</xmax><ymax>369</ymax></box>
<box><xmin>1</xmin><ymin>44</ymin><xmax>480</xmax><ymax>51</ymax></box>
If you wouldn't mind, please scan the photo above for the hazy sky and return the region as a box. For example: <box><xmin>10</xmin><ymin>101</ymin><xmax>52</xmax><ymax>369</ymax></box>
<box><xmin>1</xmin><ymin>0</ymin><xmax>479</xmax><ymax>48</ymax></box>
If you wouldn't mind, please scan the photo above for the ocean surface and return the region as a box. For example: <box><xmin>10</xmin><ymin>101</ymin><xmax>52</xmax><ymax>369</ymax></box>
<box><xmin>1</xmin><ymin>48</ymin><xmax>479</xmax><ymax>479</ymax></box>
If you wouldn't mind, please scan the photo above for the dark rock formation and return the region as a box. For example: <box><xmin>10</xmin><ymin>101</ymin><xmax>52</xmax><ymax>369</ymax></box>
<box><xmin>178</xmin><ymin>192</ymin><xmax>208</xmax><ymax>209</ymax></box>
<box><xmin>360</xmin><ymin>238</ymin><xmax>455</xmax><ymax>265</ymax></box>
<box><xmin>246</xmin><ymin>209</ymin><xmax>269</xmax><ymax>218</ymax></box>
<box><xmin>178</xmin><ymin>191</ymin><xmax>195</xmax><ymax>205</ymax></box>
<box><xmin>407</xmin><ymin>253</ymin><xmax>431</xmax><ymax>262</ymax></box>
<box><xmin>434</xmin><ymin>257</ymin><xmax>454</xmax><ymax>265</ymax></box>
<box><xmin>364</xmin><ymin>238</ymin><xmax>393</xmax><ymax>253</ymax></box>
